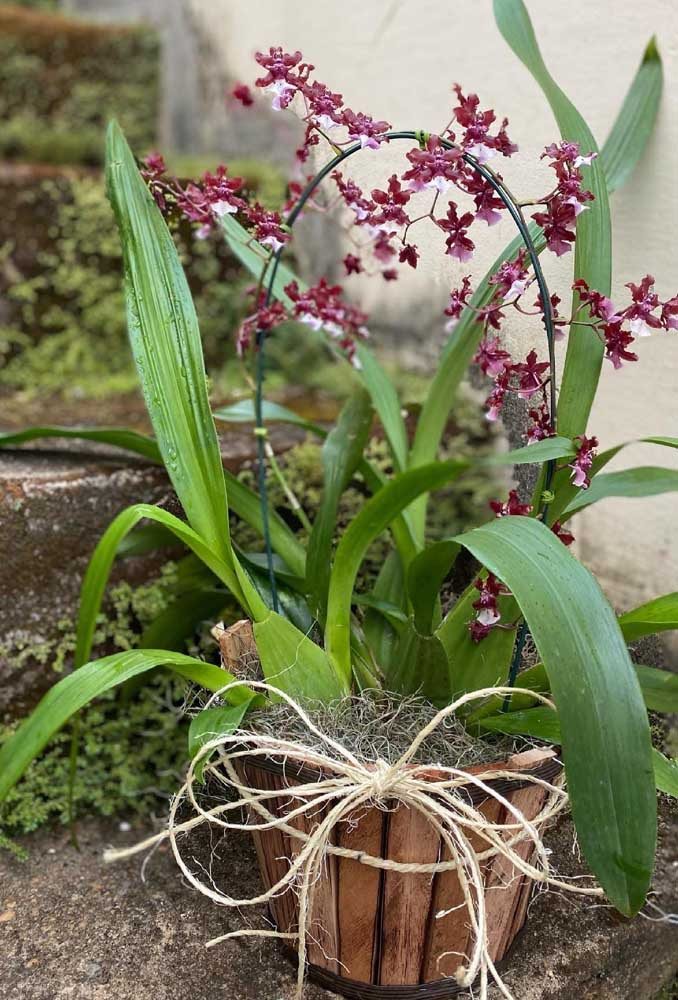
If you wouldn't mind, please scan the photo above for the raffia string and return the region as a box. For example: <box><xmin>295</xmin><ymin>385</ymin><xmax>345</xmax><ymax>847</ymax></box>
<box><xmin>105</xmin><ymin>682</ymin><xmax>603</xmax><ymax>1000</ymax></box>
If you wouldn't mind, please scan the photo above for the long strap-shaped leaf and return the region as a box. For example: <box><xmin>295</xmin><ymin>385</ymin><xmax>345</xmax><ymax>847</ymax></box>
<box><xmin>452</xmin><ymin>515</ymin><xmax>655</xmax><ymax>916</ymax></box>
<box><xmin>618</xmin><ymin>592</ymin><xmax>678</xmax><ymax>642</ymax></box>
<box><xmin>324</xmin><ymin>436</ymin><xmax>578</xmax><ymax>683</ymax></box>
<box><xmin>0</xmin><ymin>426</ymin><xmax>162</xmax><ymax>463</ymax></box>
<box><xmin>0</xmin><ymin>649</ymin><xmax>256</xmax><ymax>805</ymax></box>
<box><xmin>74</xmin><ymin>503</ymin><xmax>268</xmax><ymax>670</ymax></box>
<box><xmin>477</xmin><ymin>708</ymin><xmax>676</xmax><ymax>797</ymax></box>
<box><xmin>306</xmin><ymin>389</ymin><xmax>373</xmax><ymax>618</ymax></box>
<box><xmin>602</xmin><ymin>38</ymin><xmax>663</xmax><ymax>194</ymax></box>
<box><xmin>474</xmin><ymin>660</ymin><xmax>678</xmax><ymax>719</ymax></box>
<box><xmin>564</xmin><ymin>466</ymin><xmax>678</xmax><ymax>515</ymax></box>
<box><xmin>409</xmin><ymin>31</ymin><xmax>662</xmax><ymax>509</ymax></box>
<box><xmin>106</xmin><ymin>121</ymin><xmax>253</xmax><ymax>606</ymax></box>
<box><xmin>325</xmin><ymin>460</ymin><xmax>468</xmax><ymax>685</ymax></box>
<box><xmin>222</xmin><ymin>467</ymin><xmax>306</xmax><ymax>579</ymax></box>
<box><xmin>551</xmin><ymin>435</ymin><xmax>678</xmax><ymax>523</ymax></box>
<box><xmin>494</xmin><ymin>0</ymin><xmax>611</xmax><ymax>440</ymax></box>
<box><xmin>214</xmin><ymin>398</ymin><xmax>325</xmax><ymax>437</ymax></box>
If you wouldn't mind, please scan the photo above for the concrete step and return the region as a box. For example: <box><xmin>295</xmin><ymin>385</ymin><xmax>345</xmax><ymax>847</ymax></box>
<box><xmin>0</xmin><ymin>423</ymin><xmax>302</xmax><ymax>717</ymax></box>
<box><xmin>0</xmin><ymin>808</ymin><xmax>675</xmax><ymax>999</ymax></box>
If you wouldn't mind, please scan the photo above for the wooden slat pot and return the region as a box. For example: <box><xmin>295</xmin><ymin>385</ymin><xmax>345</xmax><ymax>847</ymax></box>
<box><xmin>238</xmin><ymin>746</ymin><xmax>559</xmax><ymax>997</ymax></box>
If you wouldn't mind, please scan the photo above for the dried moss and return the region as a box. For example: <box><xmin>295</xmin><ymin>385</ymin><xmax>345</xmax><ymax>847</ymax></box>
<box><xmin>248</xmin><ymin>691</ymin><xmax>521</xmax><ymax>770</ymax></box>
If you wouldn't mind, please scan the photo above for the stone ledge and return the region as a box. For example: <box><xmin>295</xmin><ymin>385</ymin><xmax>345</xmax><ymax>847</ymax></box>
<box><xmin>0</xmin><ymin>805</ymin><xmax>675</xmax><ymax>1000</ymax></box>
<box><xmin>0</xmin><ymin>425</ymin><xmax>302</xmax><ymax>716</ymax></box>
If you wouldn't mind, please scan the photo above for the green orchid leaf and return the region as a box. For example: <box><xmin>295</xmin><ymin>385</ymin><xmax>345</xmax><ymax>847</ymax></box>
<box><xmin>325</xmin><ymin>459</ymin><xmax>468</xmax><ymax>685</ymax></box>
<box><xmin>494</xmin><ymin>0</ymin><xmax>612</xmax><ymax>441</ymax></box>
<box><xmin>602</xmin><ymin>37</ymin><xmax>663</xmax><ymax>194</ymax></box>
<box><xmin>353</xmin><ymin>593</ymin><xmax>409</xmax><ymax>627</ymax></box>
<box><xmin>564</xmin><ymin>467</ymin><xmax>678</xmax><ymax>515</ymax></box>
<box><xmin>236</xmin><ymin>549</ymin><xmax>305</xmax><ymax>592</ymax></box>
<box><xmin>0</xmin><ymin>426</ymin><xmax>161</xmax><ymax>463</ymax></box>
<box><xmin>187</xmin><ymin>697</ymin><xmax>257</xmax><ymax>781</ymax></box>
<box><xmin>618</xmin><ymin>592</ymin><xmax>678</xmax><ymax>642</ymax></box>
<box><xmin>480</xmin><ymin>705</ymin><xmax>562</xmax><ymax>742</ymax></box>
<box><xmin>653</xmin><ymin>749</ymin><xmax>678</xmax><ymax>798</ymax></box>
<box><xmin>387</xmin><ymin>624</ymin><xmax>453</xmax><ymax>706</ymax></box>
<box><xmin>355</xmin><ymin>344</ymin><xmax>408</xmax><ymax>472</ymax></box>
<box><xmin>329</xmin><ymin>438</ymin><xmax>577</xmax><ymax>684</ymax></box>
<box><xmin>453</xmin><ymin>514</ymin><xmax>655</xmax><ymax>916</ymax></box>
<box><xmin>475</xmin><ymin>660</ymin><xmax>678</xmax><ymax>718</ymax></box>
<box><xmin>486</xmin><ymin>436</ymin><xmax>575</xmax><ymax>466</ymax></box>
<box><xmin>549</xmin><ymin>436</ymin><xmax>678</xmax><ymax>524</ymax></box>
<box><xmin>644</xmin><ymin>436</ymin><xmax>678</xmax><ymax>449</ymax></box>
<box><xmin>480</xmin><ymin>709</ymin><xmax>676</xmax><ymax>799</ymax></box>
<box><xmin>223</xmin><ymin>467</ymin><xmax>306</xmax><ymax>580</ymax></box>
<box><xmin>246</xmin><ymin>566</ymin><xmax>315</xmax><ymax>635</ymax></box>
<box><xmin>407</xmin><ymin>540</ymin><xmax>460</xmax><ymax>635</ymax></box>
<box><xmin>362</xmin><ymin>550</ymin><xmax>406</xmax><ymax>676</ymax></box>
<box><xmin>74</xmin><ymin>503</ymin><xmax>267</xmax><ymax>672</ymax></box>
<box><xmin>213</xmin><ymin>398</ymin><xmax>326</xmax><ymax>437</ymax></box>
<box><xmin>307</xmin><ymin>389</ymin><xmax>373</xmax><ymax>618</ymax></box>
<box><xmin>253</xmin><ymin>612</ymin><xmax>347</xmax><ymax>701</ymax></box>
<box><xmin>0</xmin><ymin>648</ymin><xmax>254</xmax><ymax>805</ymax></box>
<box><xmin>633</xmin><ymin>665</ymin><xmax>678</xmax><ymax>715</ymax></box>
<box><xmin>106</xmin><ymin>122</ymin><xmax>245</xmax><ymax>588</ymax></box>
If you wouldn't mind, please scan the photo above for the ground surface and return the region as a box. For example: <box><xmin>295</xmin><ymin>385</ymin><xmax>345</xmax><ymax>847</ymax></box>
<box><xmin>1</xmin><ymin>808</ymin><xmax>677</xmax><ymax>1000</ymax></box>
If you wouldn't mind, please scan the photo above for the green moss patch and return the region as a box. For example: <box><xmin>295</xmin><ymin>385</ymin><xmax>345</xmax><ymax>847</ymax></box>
<box><xmin>0</xmin><ymin>166</ymin><xmax>277</xmax><ymax>397</ymax></box>
<box><xmin>0</xmin><ymin>5</ymin><xmax>159</xmax><ymax>165</ymax></box>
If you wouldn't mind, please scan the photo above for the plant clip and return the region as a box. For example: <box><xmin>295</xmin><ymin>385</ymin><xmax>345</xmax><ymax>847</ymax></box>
<box><xmin>540</xmin><ymin>489</ymin><xmax>555</xmax><ymax>504</ymax></box>
<box><xmin>253</xmin><ymin>426</ymin><xmax>268</xmax><ymax>438</ymax></box>
<box><xmin>415</xmin><ymin>129</ymin><xmax>430</xmax><ymax>150</ymax></box>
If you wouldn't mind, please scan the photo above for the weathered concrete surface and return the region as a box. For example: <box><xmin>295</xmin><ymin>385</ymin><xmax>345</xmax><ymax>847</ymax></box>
<box><xmin>1</xmin><ymin>806</ymin><xmax>676</xmax><ymax>1000</ymax></box>
<box><xmin>0</xmin><ymin>423</ymin><xmax>302</xmax><ymax>717</ymax></box>
<box><xmin>0</xmin><ymin>818</ymin><xmax>334</xmax><ymax>1000</ymax></box>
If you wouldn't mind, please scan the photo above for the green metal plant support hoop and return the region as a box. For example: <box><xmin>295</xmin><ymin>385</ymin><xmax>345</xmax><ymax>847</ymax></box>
<box><xmin>254</xmin><ymin>130</ymin><xmax>557</xmax><ymax>691</ymax></box>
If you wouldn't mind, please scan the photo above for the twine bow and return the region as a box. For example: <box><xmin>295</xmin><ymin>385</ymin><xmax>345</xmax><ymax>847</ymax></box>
<box><xmin>105</xmin><ymin>682</ymin><xmax>602</xmax><ymax>1000</ymax></box>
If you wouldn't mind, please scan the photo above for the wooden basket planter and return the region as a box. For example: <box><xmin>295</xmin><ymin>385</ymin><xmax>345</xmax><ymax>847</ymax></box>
<box><xmin>238</xmin><ymin>745</ymin><xmax>559</xmax><ymax>997</ymax></box>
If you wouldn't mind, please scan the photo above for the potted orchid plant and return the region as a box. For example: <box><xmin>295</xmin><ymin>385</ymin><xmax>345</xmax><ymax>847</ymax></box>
<box><xmin>1</xmin><ymin>1</ymin><xmax>676</xmax><ymax>997</ymax></box>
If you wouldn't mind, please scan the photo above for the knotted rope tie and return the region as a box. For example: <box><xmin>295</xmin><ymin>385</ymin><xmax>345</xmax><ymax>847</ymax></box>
<box><xmin>105</xmin><ymin>683</ymin><xmax>603</xmax><ymax>1000</ymax></box>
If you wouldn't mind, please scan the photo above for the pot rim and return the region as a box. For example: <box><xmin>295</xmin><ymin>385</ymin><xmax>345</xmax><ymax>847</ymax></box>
<box><xmin>238</xmin><ymin>743</ymin><xmax>561</xmax><ymax>807</ymax></box>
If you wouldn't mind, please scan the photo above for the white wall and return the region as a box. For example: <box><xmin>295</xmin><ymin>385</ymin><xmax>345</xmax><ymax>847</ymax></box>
<box><xmin>191</xmin><ymin>0</ymin><xmax>678</xmax><ymax>613</ymax></box>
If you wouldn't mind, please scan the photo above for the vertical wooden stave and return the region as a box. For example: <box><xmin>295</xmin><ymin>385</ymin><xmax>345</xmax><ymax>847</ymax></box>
<box><xmin>378</xmin><ymin>802</ymin><xmax>441</xmax><ymax>985</ymax></box>
<box><xmin>286</xmin><ymin>797</ymin><xmax>341</xmax><ymax>973</ymax></box>
<box><xmin>335</xmin><ymin>805</ymin><xmax>385</xmax><ymax>983</ymax></box>
<box><xmin>241</xmin><ymin>748</ymin><xmax>557</xmax><ymax>989</ymax></box>
<box><xmin>239</xmin><ymin>761</ymin><xmax>299</xmax><ymax>933</ymax></box>
<box><xmin>421</xmin><ymin>796</ymin><xmax>504</xmax><ymax>982</ymax></box>
<box><xmin>484</xmin><ymin>783</ymin><xmax>547</xmax><ymax>963</ymax></box>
